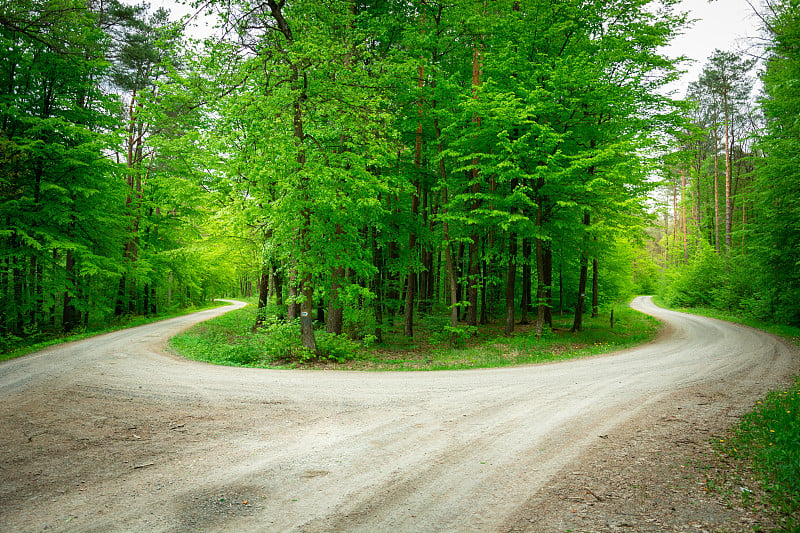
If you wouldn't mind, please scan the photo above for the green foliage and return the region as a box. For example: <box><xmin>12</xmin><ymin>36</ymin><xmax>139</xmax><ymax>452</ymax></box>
<box><xmin>659</xmin><ymin>1</ymin><xmax>800</xmax><ymax>328</ymax></box>
<box><xmin>171</xmin><ymin>305</ymin><xmax>368</xmax><ymax>366</ymax></box>
<box><xmin>662</xmin><ymin>246</ymin><xmax>724</xmax><ymax>308</ymax></box>
<box><xmin>632</xmin><ymin>247</ymin><xmax>659</xmax><ymax>295</ymax></box>
<box><xmin>751</xmin><ymin>0</ymin><xmax>800</xmax><ymax>326</ymax></box>
<box><xmin>441</xmin><ymin>325</ymin><xmax>478</xmax><ymax>348</ymax></box>
<box><xmin>2</xmin><ymin>0</ymin><xmax>690</xmax><ymax>349</ymax></box>
<box><xmin>171</xmin><ymin>300</ymin><xmax>659</xmax><ymax>370</ymax></box>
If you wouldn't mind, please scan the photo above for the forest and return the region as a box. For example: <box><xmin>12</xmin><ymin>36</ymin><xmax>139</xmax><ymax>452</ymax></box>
<box><xmin>1</xmin><ymin>0</ymin><xmax>797</xmax><ymax>358</ymax></box>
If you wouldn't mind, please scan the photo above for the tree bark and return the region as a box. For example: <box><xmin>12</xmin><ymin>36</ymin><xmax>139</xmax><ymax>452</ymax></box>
<box><xmin>403</xmin><ymin>186</ymin><xmax>419</xmax><ymax>337</ymax></box>
<box><xmin>543</xmin><ymin>242</ymin><xmax>553</xmax><ymax>328</ymax></box>
<box><xmin>466</xmin><ymin>234</ymin><xmax>479</xmax><ymax>327</ymax></box>
<box><xmin>520</xmin><ymin>238</ymin><xmax>531</xmax><ymax>325</ymax></box>
<box><xmin>571</xmin><ymin>211</ymin><xmax>591</xmax><ymax>333</ymax></box>
<box><xmin>681</xmin><ymin>167</ymin><xmax>688</xmax><ymax>264</ymax></box>
<box><xmin>267</xmin><ymin>0</ymin><xmax>316</xmax><ymax>352</ymax></box>
<box><xmin>434</xmin><ymin>115</ymin><xmax>459</xmax><ymax>345</ymax></box>
<box><xmin>252</xmin><ymin>262</ymin><xmax>270</xmax><ymax>332</ymax></box>
<box><xmin>504</xmin><ymin>233</ymin><xmax>517</xmax><ymax>336</ymax></box>
<box><xmin>287</xmin><ymin>269</ymin><xmax>299</xmax><ymax>321</ymax></box>
<box><xmin>724</xmin><ymin>102</ymin><xmax>733</xmax><ymax>251</ymax></box>
<box><xmin>371</xmin><ymin>226</ymin><xmax>383</xmax><ymax>343</ymax></box>
<box><xmin>534</xmin><ymin>202</ymin><xmax>546</xmax><ymax>336</ymax></box>
<box><xmin>713</xmin><ymin>123</ymin><xmax>720</xmax><ymax>254</ymax></box>
<box><xmin>299</xmin><ymin>273</ymin><xmax>316</xmax><ymax>352</ymax></box>
<box><xmin>62</xmin><ymin>249</ymin><xmax>78</xmax><ymax>333</ymax></box>
<box><xmin>466</xmin><ymin>31</ymin><xmax>482</xmax><ymax>330</ymax></box>
<box><xmin>591</xmin><ymin>257</ymin><xmax>599</xmax><ymax>318</ymax></box>
<box><xmin>419</xmin><ymin>188</ymin><xmax>433</xmax><ymax>314</ymax></box>
<box><xmin>327</xmin><ymin>265</ymin><xmax>345</xmax><ymax>335</ymax></box>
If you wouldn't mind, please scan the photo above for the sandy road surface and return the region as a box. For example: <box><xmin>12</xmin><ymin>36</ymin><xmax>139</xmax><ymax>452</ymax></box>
<box><xmin>0</xmin><ymin>297</ymin><xmax>797</xmax><ymax>532</ymax></box>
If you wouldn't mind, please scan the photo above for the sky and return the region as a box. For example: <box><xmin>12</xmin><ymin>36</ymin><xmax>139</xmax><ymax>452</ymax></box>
<box><xmin>143</xmin><ymin>0</ymin><xmax>763</xmax><ymax>97</ymax></box>
<box><xmin>662</xmin><ymin>0</ymin><xmax>762</xmax><ymax>96</ymax></box>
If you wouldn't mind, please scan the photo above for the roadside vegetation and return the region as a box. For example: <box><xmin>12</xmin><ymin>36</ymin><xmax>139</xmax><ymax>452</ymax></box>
<box><xmin>658</xmin><ymin>302</ymin><xmax>800</xmax><ymax>531</ymax></box>
<box><xmin>169</xmin><ymin>300</ymin><xmax>660</xmax><ymax>371</ymax></box>
<box><xmin>720</xmin><ymin>377</ymin><xmax>800</xmax><ymax>532</ymax></box>
<box><xmin>0</xmin><ymin>299</ymin><xmax>230</xmax><ymax>363</ymax></box>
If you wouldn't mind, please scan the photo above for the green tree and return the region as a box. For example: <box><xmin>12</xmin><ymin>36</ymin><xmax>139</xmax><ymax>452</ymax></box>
<box><xmin>752</xmin><ymin>0</ymin><xmax>800</xmax><ymax>324</ymax></box>
<box><xmin>0</xmin><ymin>0</ymin><xmax>125</xmax><ymax>336</ymax></box>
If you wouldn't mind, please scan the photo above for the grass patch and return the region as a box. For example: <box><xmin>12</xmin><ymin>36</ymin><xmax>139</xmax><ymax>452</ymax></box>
<box><xmin>657</xmin><ymin>299</ymin><xmax>800</xmax><ymax>530</ymax></box>
<box><xmin>0</xmin><ymin>299</ymin><xmax>232</xmax><ymax>363</ymax></box>
<box><xmin>169</xmin><ymin>301</ymin><xmax>661</xmax><ymax>371</ymax></box>
<box><xmin>718</xmin><ymin>379</ymin><xmax>800</xmax><ymax>531</ymax></box>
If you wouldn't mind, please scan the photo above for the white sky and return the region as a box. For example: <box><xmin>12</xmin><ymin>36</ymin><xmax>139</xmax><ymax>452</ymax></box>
<box><xmin>144</xmin><ymin>0</ymin><xmax>763</xmax><ymax>97</ymax></box>
<box><xmin>661</xmin><ymin>0</ymin><xmax>763</xmax><ymax>96</ymax></box>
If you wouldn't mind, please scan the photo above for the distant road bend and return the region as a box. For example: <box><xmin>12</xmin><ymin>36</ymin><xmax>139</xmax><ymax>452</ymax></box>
<box><xmin>0</xmin><ymin>296</ymin><xmax>797</xmax><ymax>532</ymax></box>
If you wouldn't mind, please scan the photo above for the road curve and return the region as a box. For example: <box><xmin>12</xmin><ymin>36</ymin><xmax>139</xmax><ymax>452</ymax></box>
<box><xmin>0</xmin><ymin>296</ymin><xmax>797</xmax><ymax>532</ymax></box>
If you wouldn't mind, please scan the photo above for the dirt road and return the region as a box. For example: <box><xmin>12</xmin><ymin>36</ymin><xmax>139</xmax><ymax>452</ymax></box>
<box><xmin>1</xmin><ymin>297</ymin><xmax>797</xmax><ymax>532</ymax></box>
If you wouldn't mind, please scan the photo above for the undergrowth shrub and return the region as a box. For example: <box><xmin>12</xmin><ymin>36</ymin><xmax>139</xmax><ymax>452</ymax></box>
<box><xmin>314</xmin><ymin>331</ymin><xmax>364</xmax><ymax>362</ymax></box>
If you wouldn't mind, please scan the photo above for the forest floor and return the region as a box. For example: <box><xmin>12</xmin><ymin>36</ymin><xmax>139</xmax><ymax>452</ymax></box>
<box><xmin>1</xmin><ymin>298</ymin><xmax>797</xmax><ymax>532</ymax></box>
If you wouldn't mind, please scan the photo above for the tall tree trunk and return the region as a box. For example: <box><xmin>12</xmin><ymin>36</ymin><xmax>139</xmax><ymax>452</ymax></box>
<box><xmin>252</xmin><ymin>262</ymin><xmax>270</xmax><ymax>332</ymax></box>
<box><xmin>571</xmin><ymin>212</ymin><xmax>591</xmax><ymax>333</ymax></box>
<box><xmin>114</xmin><ymin>276</ymin><xmax>126</xmax><ymax>316</ymax></box>
<box><xmin>299</xmin><ymin>273</ymin><xmax>316</xmax><ymax>352</ymax></box>
<box><xmin>10</xmin><ymin>235</ymin><xmax>23</xmax><ymax>335</ymax></box>
<box><xmin>287</xmin><ymin>269</ymin><xmax>299</xmax><ymax>321</ymax></box>
<box><xmin>480</xmin><ymin>254</ymin><xmax>489</xmax><ymax>325</ymax></box>
<box><xmin>543</xmin><ymin>242</ymin><xmax>553</xmax><ymax>328</ymax></box>
<box><xmin>558</xmin><ymin>259</ymin><xmax>564</xmax><ymax>317</ymax></box>
<box><xmin>327</xmin><ymin>265</ymin><xmax>345</xmax><ymax>335</ymax></box>
<box><xmin>713</xmin><ymin>124</ymin><xmax>720</xmax><ymax>254</ymax></box>
<box><xmin>504</xmin><ymin>233</ymin><xmax>517</xmax><ymax>336</ymax></box>
<box><xmin>268</xmin><ymin>0</ymin><xmax>316</xmax><ymax>352</ymax></box>
<box><xmin>534</xmin><ymin>236</ymin><xmax>546</xmax><ymax>337</ymax></box>
<box><xmin>741</xmin><ymin>195</ymin><xmax>746</xmax><ymax>253</ymax></box>
<box><xmin>0</xmin><ymin>252</ymin><xmax>7</xmax><ymax>336</ymax></box>
<box><xmin>672</xmin><ymin>180</ymin><xmax>678</xmax><ymax>253</ymax></box>
<box><xmin>681</xmin><ymin>167</ymin><xmax>688</xmax><ymax>264</ymax></box>
<box><xmin>466</xmin><ymin>235</ymin><xmax>479</xmax><ymax>327</ymax></box>
<box><xmin>466</xmin><ymin>30</ymin><xmax>482</xmax><ymax>330</ymax></box>
<box><xmin>274</xmin><ymin>269</ymin><xmax>284</xmax><ymax>320</ymax></box>
<box><xmin>591</xmin><ymin>257</ymin><xmax>599</xmax><ymax>318</ymax></box>
<box><xmin>456</xmin><ymin>243</ymin><xmax>464</xmax><ymax>321</ymax></box>
<box><xmin>143</xmin><ymin>284</ymin><xmax>150</xmax><ymax>316</ymax></box>
<box><xmin>371</xmin><ymin>226</ymin><xmax>383</xmax><ymax>343</ymax></box>
<box><xmin>520</xmin><ymin>238</ymin><xmax>531</xmax><ymax>325</ymax></box>
<box><xmin>434</xmin><ymin>115</ymin><xmax>459</xmax><ymax>344</ymax></box>
<box><xmin>386</xmin><ymin>240</ymin><xmax>398</xmax><ymax>327</ymax></box>
<box><xmin>404</xmin><ymin>60</ymin><xmax>424</xmax><ymax>338</ymax></box>
<box><xmin>419</xmin><ymin>188</ymin><xmax>433</xmax><ymax>314</ymax></box>
<box><xmin>62</xmin><ymin>249</ymin><xmax>78</xmax><ymax>333</ymax></box>
<box><xmin>403</xmin><ymin>188</ymin><xmax>419</xmax><ymax>337</ymax></box>
<box><xmin>724</xmin><ymin>105</ymin><xmax>733</xmax><ymax>251</ymax></box>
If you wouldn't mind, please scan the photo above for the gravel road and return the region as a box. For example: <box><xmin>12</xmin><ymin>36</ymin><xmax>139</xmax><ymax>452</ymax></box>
<box><xmin>0</xmin><ymin>296</ymin><xmax>797</xmax><ymax>532</ymax></box>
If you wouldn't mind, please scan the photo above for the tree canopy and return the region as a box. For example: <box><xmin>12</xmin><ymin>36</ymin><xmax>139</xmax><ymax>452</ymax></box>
<box><xmin>2</xmin><ymin>0</ymin><xmax>797</xmax><ymax>358</ymax></box>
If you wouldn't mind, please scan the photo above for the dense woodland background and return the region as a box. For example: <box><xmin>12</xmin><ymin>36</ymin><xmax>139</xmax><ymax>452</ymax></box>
<box><xmin>1</xmin><ymin>0</ymin><xmax>798</xmax><ymax>356</ymax></box>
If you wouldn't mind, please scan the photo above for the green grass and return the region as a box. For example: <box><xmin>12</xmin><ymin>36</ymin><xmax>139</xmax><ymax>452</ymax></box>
<box><xmin>169</xmin><ymin>301</ymin><xmax>661</xmax><ymax>371</ymax></box>
<box><xmin>657</xmin><ymin>298</ymin><xmax>800</xmax><ymax>530</ymax></box>
<box><xmin>719</xmin><ymin>380</ymin><xmax>800</xmax><ymax>531</ymax></box>
<box><xmin>0</xmin><ymin>299</ymin><xmax>232</xmax><ymax>363</ymax></box>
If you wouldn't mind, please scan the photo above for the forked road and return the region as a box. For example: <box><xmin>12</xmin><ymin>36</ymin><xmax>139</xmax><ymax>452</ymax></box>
<box><xmin>1</xmin><ymin>297</ymin><xmax>797</xmax><ymax>532</ymax></box>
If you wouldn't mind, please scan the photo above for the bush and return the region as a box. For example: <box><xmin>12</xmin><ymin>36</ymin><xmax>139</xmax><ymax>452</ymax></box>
<box><xmin>663</xmin><ymin>246</ymin><xmax>724</xmax><ymax>308</ymax></box>
<box><xmin>315</xmin><ymin>331</ymin><xmax>364</xmax><ymax>362</ymax></box>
